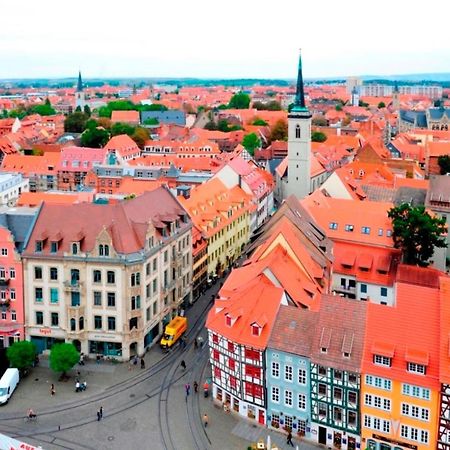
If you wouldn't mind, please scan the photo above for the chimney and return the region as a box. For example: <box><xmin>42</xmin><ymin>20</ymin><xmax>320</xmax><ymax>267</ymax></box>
<box><xmin>238</xmin><ymin>174</ymin><xmax>242</xmax><ymax>188</ymax></box>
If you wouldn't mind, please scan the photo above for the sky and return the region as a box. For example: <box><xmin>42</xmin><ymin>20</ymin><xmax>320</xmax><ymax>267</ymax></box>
<box><xmin>1</xmin><ymin>0</ymin><xmax>450</xmax><ymax>80</ymax></box>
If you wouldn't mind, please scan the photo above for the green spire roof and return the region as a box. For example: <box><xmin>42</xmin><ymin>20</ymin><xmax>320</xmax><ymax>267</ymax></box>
<box><xmin>292</xmin><ymin>50</ymin><xmax>308</xmax><ymax>113</ymax></box>
<box><xmin>77</xmin><ymin>71</ymin><xmax>83</xmax><ymax>92</ymax></box>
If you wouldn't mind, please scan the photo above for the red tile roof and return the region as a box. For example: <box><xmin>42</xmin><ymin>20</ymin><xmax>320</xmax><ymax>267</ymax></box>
<box><xmin>110</xmin><ymin>110</ymin><xmax>140</xmax><ymax>123</ymax></box>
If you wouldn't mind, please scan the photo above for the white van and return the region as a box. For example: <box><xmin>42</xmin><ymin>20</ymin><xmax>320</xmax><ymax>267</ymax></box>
<box><xmin>0</xmin><ymin>368</ymin><xmax>20</xmax><ymax>404</ymax></box>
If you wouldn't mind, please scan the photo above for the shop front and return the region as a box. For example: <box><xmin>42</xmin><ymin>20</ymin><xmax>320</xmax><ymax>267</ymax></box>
<box><xmin>88</xmin><ymin>340</ymin><xmax>122</xmax><ymax>357</ymax></box>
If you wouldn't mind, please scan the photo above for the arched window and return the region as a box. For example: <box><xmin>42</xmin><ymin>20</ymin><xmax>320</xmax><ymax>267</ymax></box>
<box><xmin>70</xmin><ymin>318</ymin><xmax>76</xmax><ymax>331</ymax></box>
<box><xmin>72</xmin><ymin>243</ymin><xmax>78</xmax><ymax>255</ymax></box>
<box><xmin>99</xmin><ymin>245</ymin><xmax>104</xmax><ymax>256</ymax></box>
<box><xmin>295</xmin><ymin>124</ymin><xmax>301</xmax><ymax>139</ymax></box>
<box><xmin>79</xmin><ymin>316</ymin><xmax>84</xmax><ymax>330</ymax></box>
<box><xmin>104</xmin><ymin>245</ymin><xmax>109</xmax><ymax>256</ymax></box>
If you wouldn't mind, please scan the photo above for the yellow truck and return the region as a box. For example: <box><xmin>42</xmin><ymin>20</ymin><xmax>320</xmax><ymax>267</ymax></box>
<box><xmin>160</xmin><ymin>316</ymin><xmax>188</xmax><ymax>350</ymax></box>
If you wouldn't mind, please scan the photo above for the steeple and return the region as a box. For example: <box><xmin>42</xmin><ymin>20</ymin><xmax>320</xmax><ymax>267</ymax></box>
<box><xmin>293</xmin><ymin>49</ymin><xmax>307</xmax><ymax>112</ymax></box>
<box><xmin>393</xmin><ymin>81</ymin><xmax>399</xmax><ymax>93</ymax></box>
<box><xmin>77</xmin><ymin>71</ymin><xmax>83</xmax><ymax>92</ymax></box>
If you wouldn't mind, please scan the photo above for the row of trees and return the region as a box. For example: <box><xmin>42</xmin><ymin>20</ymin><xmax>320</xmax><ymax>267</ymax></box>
<box><xmin>97</xmin><ymin>100</ymin><xmax>167</xmax><ymax>119</ymax></box>
<box><xmin>7</xmin><ymin>341</ymin><xmax>79</xmax><ymax>378</ymax></box>
<box><xmin>1</xmin><ymin>98</ymin><xmax>56</xmax><ymax>119</ymax></box>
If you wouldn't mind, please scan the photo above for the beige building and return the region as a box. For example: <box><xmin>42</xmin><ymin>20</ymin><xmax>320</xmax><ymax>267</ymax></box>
<box><xmin>22</xmin><ymin>187</ymin><xmax>192</xmax><ymax>360</ymax></box>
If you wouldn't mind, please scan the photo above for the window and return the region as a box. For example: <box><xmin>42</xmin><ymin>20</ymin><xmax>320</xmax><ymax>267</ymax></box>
<box><xmin>298</xmin><ymin>393</ymin><xmax>306</xmax><ymax>410</ymax></box>
<box><xmin>361</xmin><ymin>226</ymin><xmax>371</xmax><ymax>234</ymax></box>
<box><xmin>345</xmin><ymin>224</ymin><xmax>354</xmax><ymax>232</ymax></box>
<box><xmin>378</xmin><ymin>228</ymin><xmax>383</xmax><ymax>236</ymax></box>
<box><xmin>360</xmin><ymin>283</ymin><xmax>367</xmax><ymax>293</ymax></box>
<box><xmin>228</xmin><ymin>358</ymin><xmax>236</xmax><ymax>371</ymax></box>
<box><xmin>334</xmin><ymin>369</ymin><xmax>343</xmax><ymax>381</ymax></box>
<box><xmin>318</xmin><ymin>402</ymin><xmax>327</xmax><ymax>418</ymax></box>
<box><xmin>153</xmin><ymin>258</ymin><xmax>157</xmax><ymax>271</ymax></box>
<box><xmin>284</xmin><ymin>390</ymin><xmax>293</xmax><ymax>407</ymax></box>
<box><xmin>34</xmin><ymin>266</ymin><xmax>42</xmax><ymax>279</ymax></box>
<box><xmin>152</xmin><ymin>301</ymin><xmax>157</xmax><ymax>316</ymax></box>
<box><xmin>131</xmin><ymin>295</ymin><xmax>141</xmax><ymax>310</ymax></box>
<box><xmin>107</xmin><ymin>271</ymin><xmax>115</xmax><ymax>284</ymax></box>
<box><xmin>94</xmin><ymin>291</ymin><xmax>102</xmax><ymax>306</ymax></box>
<box><xmin>318</xmin><ymin>383</ymin><xmax>327</xmax><ymax>395</ymax></box>
<box><xmin>348</xmin><ymin>372</ymin><xmax>358</xmax><ymax>384</ymax></box>
<box><xmin>386</xmin><ymin>229</ymin><xmax>392</xmax><ymax>237</ymax></box>
<box><xmin>329</xmin><ymin>222</ymin><xmax>338</xmax><ymax>230</ymax></box>
<box><xmin>107</xmin><ymin>292</ymin><xmax>116</xmax><ymax>307</ymax></box>
<box><xmin>271</xmin><ymin>386</ymin><xmax>280</xmax><ymax>403</ymax></box>
<box><xmin>271</xmin><ymin>361</ymin><xmax>280</xmax><ymax>378</ymax></box>
<box><xmin>36</xmin><ymin>311</ymin><xmax>43</xmax><ymax>325</ymax></box>
<box><xmin>333</xmin><ymin>387</ymin><xmax>342</xmax><ymax>401</ymax></box>
<box><xmin>244</xmin><ymin>348</ymin><xmax>259</xmax><ymax>360</ymax></box>
<box><xmin>93</xmin><ymin>270</ymin><xmax>101</xmax><ymax>283</ymax></box>
<box><xmin>72</xmin><ymin>243</ymin><xmax>78</xmax><ymax>255</ymax></box>
<box><xmin>333</xmin><ymin>407</ymin><xmax>343</xmax><ymax>423</ymax></box>
<box><xmin>285</xmin><ymin>365</ymin><xmax>293</xmax><ymax>381</ymax></box>
<box><xmin>251</xmin><ymin>324</ymin><xmax>260</xmax><ymax>336</ymax></box>
<box><xmin>50</xmin><ymin>241</ymin><xmax>58</xmax><ymax>253</ymax></box>
<box><xmin>108</xmin><ymin>317</ymin><xmax>116</xmax><ymax>331</ymax></box>
<box><xmin>298</xmin><ymin>368</ymin><xmax>306</xmax><ymax>384</ymax></box>
<box><xmin>374</xmin><ymin>355</ymin><xmax>391</xmax><ymax>367</ymax></box>
<box><xmin>131</xmin><ymin>272</ymin><xmax>141</xmax><ymax>287</ymax></box>
<box><xmin>35</xmin><ymin>241</ymin><xmax>42</xmax><ymax>252</ymax></box>
<box><xmin>94</xmin><ymin>316</ymin><xmax>102</xmax><ymax>330</ymax></box>
<box><xmin>380</xmin><ymin>287</ymin><xmax>388</xmax><ymax>297</ymax></box>
<box><xmin>402</xmin><ymin>383</ymin><xmax>429</xmax><ymax>399</ymax></box>
<box><xmin>295</xmin><ymin>124</ymin><xmax>301</xmax><ymax>139</ymax></box>
<box><xmin>9</xmin><ymin>268</ymin><xmax>15</xmax><ymax>279</ymax></box>
<box><xmin>318</xmin><ymin>365</ymin><xmax>327</xmax><ymax>376</ymax></box>
<box><xmin>10</xmin><ymin>310</ymin><xmax>16</xmax><ymax>321</ymax></box>
<box><xmin>407</xmin><ymin>362</ymin><xmax>426</xmax><ymax>375</ymax></box>
<box><xmin>50</xmin><ymin>267</ymin><xmax>58</xmax><ymax>281</ymax></box>
<box><xmin>228</xmin><ymin>341</ymin><xmax>235</xmax><ymax>353</ymax></box>
<box><xmin>70</xmin><ymin>318</ymin><xmax>76</xmax><ymax>331</ymax></box>
<box><xmin>35</xmin><ymin>287</ymin><xmax>43</xmax><ymax>302</ymax></box>
<box><xmin>50</xmin><ymin>288</ymin><xmax>59</xmax><ymax>304</ymax></box>
<box><xmin>348</xmin><ymin>390</ymin><xmax>357</xmax><ymax>405</ymax></box>
<box><xmin>51</xmin><ymin>312</ymin><xmax>59</xmax><ymax>327</ymax></box>
<box><xmin>348</xmin><ymin>411</ymin><xmax>357</xmax><ymax>426</ymax></box>
<box><xmin>10</xmin><ymin>289</ymin><xmax>15</xmax><ymax>300</ymax></box>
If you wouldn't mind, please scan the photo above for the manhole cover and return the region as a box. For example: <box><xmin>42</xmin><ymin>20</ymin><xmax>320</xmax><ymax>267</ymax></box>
<box><xmin>129</xmin><ymin>393</ymin><xmax>135</xmax><ymax>398</ymax></box>
<box><xmin>107</xmin><ymin>436</ymin><xmax>115</xmax><ymax>441</ymax></box>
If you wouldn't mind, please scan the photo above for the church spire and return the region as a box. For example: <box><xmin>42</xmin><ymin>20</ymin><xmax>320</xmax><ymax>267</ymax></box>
<box><xmin>77</xmin><ymin>71</ymin><xmax>83</xmax><ymax>92</ymax></box>
<box><xmin>293</xmin><ymin>49</ymin><xmax>307</xmax><ymax>111</ymax></box>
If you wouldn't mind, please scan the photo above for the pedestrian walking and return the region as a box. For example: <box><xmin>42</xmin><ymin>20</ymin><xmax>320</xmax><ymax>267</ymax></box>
<box><xmin>50</xmin><ymin>384</ymin><xmax>55</xmax><ymax>396</ymax></box>
<box><xmin>97</xmin><ymin>410</ymin><xmax>101</xmax><ymax>421</ymax></box>
<box><xmin>180</xmin><ymin>360</ymin><xmax>186</xmax><ymax>371</ymax></box>
<box><xmin>287</xmin><ymin>430</ymin><xmax>294</xmax><ymax>447</ymax></box>
<box><xmin>79</xmin><ymin>353</ymin><xmax>85</xmax><ymax>366</ymax></box>
<box><xmin>140</xmin><ymin>358</ymin><xmax>145</xmax><ymax>369</ymax></box>
<box><xmin>203</xmin><ymin>413</ymin><xmax>208</xmax><ymax>428</ymax></box>
<box><xmin>181</xmin><ymin>336</ymin><xmax>187</xmax><ymax>349</ymax></box>
<box><xmin>194</xmin><ymin>338</ymin><xmax>198</xmax><ymax>349</ymax></box>
<box><xmin>185</xmin><ymin>383</ymin><xmax>190</xmax><ymax>396</ymax></box>
<box><xmin>100</xmin><ymin>406</ymin><xmax>104</xmax><ymax>419</ymax></box>
<box><xmin>133</xmin><ymin>355</ymin><xmax>138</xmax><ymax>366</ymax></box>
<box><xmin>193</xmin><ymin>381</ymin><xmax>198</xmax><ymax>393</ymax></box>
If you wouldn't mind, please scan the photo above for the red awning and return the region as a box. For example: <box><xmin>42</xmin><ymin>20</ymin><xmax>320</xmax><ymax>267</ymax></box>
<box><xmin>358</xmin><ymin>253</ymin><xmax>373</xmax><ymax>270</ymax></box>
<box><xmin>377</xmin><ymin>255</ymin><xmax>392</xmax><ymax>273</ymax></box>
<box><xmin>371</xmin><ymin>341</ymin><xmax>395</xmax><ymax>358</ymax></box>
<box><xmin>405</xmin><ymin>348</ymin><xmax>429</xmax><ymax>365</ymax></box>
<box><xmin>341</xmin><ymin>251</ymin><xmax>356</xmax><ymax>267</ymax></box>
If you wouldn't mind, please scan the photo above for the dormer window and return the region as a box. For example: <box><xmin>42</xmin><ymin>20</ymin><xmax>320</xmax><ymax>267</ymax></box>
<box><xmin>329</xmin><ymin>222</ymin><xmax>338</xmax><ymax>230</ymax></box>
<box><xmin>295</xmin><ymin>124</ymin><xmax>301</xmax><ymax>139</ymax></box>
<box><xmin>148</xmin><ymin>236</ymin><xmax>154</xmax><ymax>248</ymax></box>
<box><xmin>345</xmin><ymin>224</ymin><xmax>354</xmax><ymax>232</ymax></box>
<box><xmin>99</xmin><ymin>244</ymin><xmax>109</xmax><ymax>257</ymax></box>
<box><xmin>35</xmin><ymin>241</ymin><xmax>43</xmax><ymax>252</ymax></box>
<box><xmin>374</xmin><ymin>355</ymin><xmax>391</xmax><ymax>367</ymax></box>
<box><xmin>72</xmin><ymin>243</ymin><xmax>79</xmax><ymax>255</ymax></box>
<box><xmin>407</xmin><ymin>362</ymin><xmax>426</xmax><ymax>375</ymax></box>
<box><xmin>321</xmin><ymin>347</ymin><xmax>328</xmax><ymax>354</ymax></box>
<box><xmin>358</xmin><ymin>170</ymin><xmax>365</xmax><ymax>177</ymax></box>
<box><xmin>226</xmin><ymin>316</ymin><xmax>232</xmax><ymax>327</ymax></box>
<box><xmin>50</xmin><ymin>242</ymin><xmax>58</xmax><ymax>253</ymax></box>
<box><xmin>251</xmin><ymin>324</ymin><xmax>260</xmax><ymax>336</ymax></box>
<box><xmin>361</xmin><ymin>227</ymin><xmax>371</xmax><ymax>235</ymax></box>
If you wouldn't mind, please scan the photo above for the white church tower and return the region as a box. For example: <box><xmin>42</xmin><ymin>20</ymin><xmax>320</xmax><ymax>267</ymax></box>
<box><xmin>286</xmin><ymin>50</ymin><xmax>312</xmax><ymax>200</ymax></box>
<box><xmin>75</xmin><ymin>71</ymin><xmax>86</xmax><ymax>110</ymax></box>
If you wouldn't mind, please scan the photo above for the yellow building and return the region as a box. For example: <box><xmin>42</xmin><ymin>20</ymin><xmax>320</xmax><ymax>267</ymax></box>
<box><xmin>179</xmin><ymin>178</ymin><xmax>252</xmax><ymax>278</ymax></box>
<box><xmin>361</xmin><ymin>268</ymin><xmax>442</xmax><ymax>450</ymax></box>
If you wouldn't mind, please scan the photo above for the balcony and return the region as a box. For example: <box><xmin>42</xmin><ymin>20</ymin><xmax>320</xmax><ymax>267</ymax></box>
<box><xmin>0</xmin><ymin>278</ymin><xmax>9</xmax><ymax>287</ymax></box>
<box><xmin>64</xmin><ymin>280</ymin><xmax>82</xmax><ymax>292</ymax></box>
<box><xmin>333</xmin><ymin>285</ymin><xmax>356</xmax><ymax>295</ymax></box>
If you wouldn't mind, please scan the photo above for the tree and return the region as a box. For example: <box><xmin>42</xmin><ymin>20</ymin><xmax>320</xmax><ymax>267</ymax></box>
<box><xmin>242</xmin><ymin>133</ymin><xmax>261</xmax><ymax>156</ymax></box>
<box><xmin>83</xmin><ymin>104</ymin><xmax>91</xmax><ymax>117</ymax></box>
<box><xmin>387</xmin><ymin>203</ymin><xmax>447</xmax><ymax>266</ymax></box>
<box><xmin>6</xmin><ymin>341</ymin><xmax>37</xmax><ymax>372</ymax></box>
<box><xmin>252</xmin><ymin>118</ymin><xmax>268</xmax><ymax>126</ymax></box>
<box><xmin>131</xmin><ymin>127</ymin><xmax>150</xmax><ymax>149</ymax></box>
<box><xmin>359</xmin><ymin>100</ymin><xmax>369</xmax><ymax>108</ymax></box>
<box><xmin>438</xmin><ymin>155</ymin><xmax>450</xmax><ymax>174</ymax></box>
<box><xmin>49</xmin><ymin>343</ymin><xmax>79</xmax><ymax>378</ymax></box>
<box><xmin>97</xmin><ymin>117</ymin><xmax>112</xmax><ymax>130</ymax></box>
<box><xmin>111</xmin><ymin>122</ymin><xmax>135</xmax><ymax>137</ymax></box>
<box><xmin>218</xmin><ymin>119</ymin><xmax>232</xmax><ymax>132</ymax></box>
<box><xmin>378</xmin><ymin>101</ymin><xmax>386</xmax><ymax>109</ymax></box>
<box><xmin>29</xmin><ymin>101</ymin><xmax>56</xmax><ymax>116</ymax></box>
<box><xmin>81</xmin><ymin>126</ymin><xmax>110</xmax><ymax>148</ymax></box>
<box><xmin>143</xmin><ymin>118</ymin><xmax>159</xmax><ymax>126</ymax></box>
<box><xmin>335</xmin><ymin>104</ymin><xmax>343</xmax><ymax>111</ymax></box>
<box><xmin>228</xmin><ymin>92</ymin><xmax>251</xmax><ymax>109</ymax></box>
<box><xmin>64</xmin><ymin>112</ymin><xmax>88</xmax><ymax>133</ymax></box>
<box><xmin>75</xmin><ymin>105</ymin><xmax>82</xmax><ymax>112</ymax></box>
<box><xmin>253</xmin><ymin>100</ymin><xmax>282</xmax><ymax>111</ymax></box>
<box><xmin>269</xmin><ymin>119</ymin><xmax>288</xmax><ymax>142</ymax></box>
<box><xmin>311</xmin><ymin>131</ymin><xmax>327</xmax><ymax>142</ymax></box>
<box><xmin>204</xmin><ymin>121</ymin><xmax>218</xmax><ymax>131</ymax></box>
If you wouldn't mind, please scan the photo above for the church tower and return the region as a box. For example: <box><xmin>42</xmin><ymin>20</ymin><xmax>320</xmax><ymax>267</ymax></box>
<box><xmin>286</xmin><ymin>50</ymin><xmax>312</xmax><ymax>200</ymax></box>
<box><xmin>75</xmin><ymin>71</ymin><xmax>86</xmax><ymax>110</ymax></box>
<box><xmin>392</xmin><ymin>81</ymin><xmax>400</xmax><ymax>110</ymax></box>
<box><xmin>351</xmin><ymin>86</ymin><xmax>360</xmax><ymax>107</ymax></box>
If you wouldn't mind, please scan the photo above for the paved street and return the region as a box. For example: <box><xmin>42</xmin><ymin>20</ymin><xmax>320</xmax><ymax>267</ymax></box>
<box><xmin>0</xmin><ymin>278</ymin><xmax>320</xmax><ymax>450</ymax></box>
